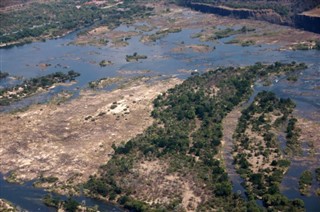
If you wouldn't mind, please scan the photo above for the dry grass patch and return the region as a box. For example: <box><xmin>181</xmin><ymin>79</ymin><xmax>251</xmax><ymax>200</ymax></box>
<box><xmin>0</xmin><ymin>77</ymin><xmax>181</xmax><ymax>194</ymax></box>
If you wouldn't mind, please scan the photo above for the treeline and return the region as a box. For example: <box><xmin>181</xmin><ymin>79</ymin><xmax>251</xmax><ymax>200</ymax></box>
<box><xmin>0</xmin><ymin>70</ymin><xmax>80</xmax><ymax>106</ymax></box>
<box><xmin>84</xmin><ymin>61</ymin><xmax>307</xmax><ymax>211</ymax></box>
<box><xmin>179</xmin><ymin>0</ymin><xmax>320</xmax><ymax>28</ymax></box>
<box><xmin>178</xmin><ymin>0</ymin><xmax>289</xmax><ymax>15</ymax></box>
<box><xmin>0</xmin><ymin>0</ymin><xmax>153</xmax><ymax>45</ymax></box>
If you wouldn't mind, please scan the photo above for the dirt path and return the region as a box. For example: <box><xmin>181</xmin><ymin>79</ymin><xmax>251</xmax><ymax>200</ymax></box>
<box><xmin>221</xmin><ymin>107</ymin><xmax>246</xmax><ymax>196</ymax></box>
<box><xmin>0</xmin><ymin>78</ymin><xmax>181</xmax><ymax>193</ymax></box>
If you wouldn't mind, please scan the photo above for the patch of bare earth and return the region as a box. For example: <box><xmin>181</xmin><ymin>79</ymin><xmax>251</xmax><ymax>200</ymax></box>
<box><xmin>122</xmin><ymin>159</ymin><xmax>203</xmax><ymax>211</ymax></box>
<box><xmin>172</xmin><ymin>44</ymin><xmax>213</xmax><ymax>53</ymax></box>
<box><xmin>296</xmin><ymin>117</ymin><xmax>320</xmax><ymax>162</ymax></box>
<box><xmin>0</xmin><ymin>78</ymin><xmax>181</xmax><ymax>193</ymax></box>
<box><xmin>234</xmin><ymin>109</ymin><xmax>284</xmax><ymax>173</ymax></box>
<box><xmin>0</xmin><ymin>199</ymin><xmax>15</xmax><ymax>212</ymax></box>
<box><xmin>302</xmin><ymin>8</ymin><xmax>320</xmax><ymax>17</ymax></box>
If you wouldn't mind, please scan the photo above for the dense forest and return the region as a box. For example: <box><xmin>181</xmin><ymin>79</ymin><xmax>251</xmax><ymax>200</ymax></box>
<box><xmin>0</xmin><ymin>0</ymin><xmax>153</xmax><ymax>45</ymax></box>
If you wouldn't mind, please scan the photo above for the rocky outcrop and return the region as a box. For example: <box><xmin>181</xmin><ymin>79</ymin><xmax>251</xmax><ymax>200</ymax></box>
<box><xmin>188</xmin><ymin>3</ymin><xmax>286</xmax><ymax>25</ymax></box>
<box><xmin>186</xmin><ymin>3</ymin><xmax>320</xmax><ymax>34</ymax></box>
<box><xmin>295</xmin><ymin>14</ymin><xmax>320</xmax><ymax>34</ymax></box>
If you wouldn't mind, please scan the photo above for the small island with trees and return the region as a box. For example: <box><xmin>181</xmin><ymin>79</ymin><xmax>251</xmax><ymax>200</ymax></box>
<box><xmin>0</xmin><ymin>71</ymin><xmax>80</xmax><ymax>106</ymax></box>
<box><xmin>126</xmin><ymin>52</ymin><xmax>148</xmax><ymax>62</ymax></box>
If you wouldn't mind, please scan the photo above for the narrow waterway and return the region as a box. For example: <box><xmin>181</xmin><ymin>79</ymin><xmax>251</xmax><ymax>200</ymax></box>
<box><xmin>0</xmin><ymin>174</ymin><xmax>123</xmax><ymax>211</ymax></box>
<box><xmin>222</xmin><ymin>107</ymin><xmax>246</xmax><ymax>197</ymax></box>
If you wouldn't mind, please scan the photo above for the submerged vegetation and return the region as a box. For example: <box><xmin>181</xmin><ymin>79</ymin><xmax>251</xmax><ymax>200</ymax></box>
<box><xmin>0</xmin><ymin>71</ymin><xmax>9</xmax><ymax>80</ymax></box>
<box><xmin>191</xmin><ymin>26</ymin><xmax>255</xmax><ymax>42</ymax></box>
<box><xmin>84</xmin><ymin>62</ymin><xmax>307</xmax><ymax>211</ymax></box>
<box><xmin>141</xmin><ymin>27</ymin><xmax>182</xmax><ymax>42</ymax></box>
<box><xmin>126</xmin><ymin>52</ymin><xmax>148</xmax><ymax>62</ymax></box>
<box><xmin>0</xmin><ymin>71</ymin><xmax>80</xmax><ymax>106</ymax></box>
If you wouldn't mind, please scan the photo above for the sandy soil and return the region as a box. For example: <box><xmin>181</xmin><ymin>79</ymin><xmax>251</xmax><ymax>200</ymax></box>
<box><xmin>172</xmin><ymin>44</ymin><xmax>213</xmax><ymax>53</ymax></box>
<box><xmin>0</xmin><ymin>199</ymin><xmax>15</xmax><ymax>212</ymax></box>
<box><xmin>0</xmin><ymin>77</ymin><xmax>181</xmax><ymax>192</ymax></box>
<box><xmin>302</xmin><ymin>8</ymin><xmax>320</xmax><ymax>17</ymax></box>
<box><xmin>296</xmin><ymin>117</ymin><xmax>320</xmax><ymax>161</ymax></box>
<box><xmin>127</xmin><ymin>159</ymin><xmax>203</xmax><ymax>211</ymax></box>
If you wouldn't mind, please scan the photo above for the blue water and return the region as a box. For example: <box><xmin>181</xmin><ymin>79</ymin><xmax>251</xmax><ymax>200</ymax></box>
<box><xmin>0</xmin><ymin>174</ymin><xmax>122</xmax><ymax>211</ymax></box>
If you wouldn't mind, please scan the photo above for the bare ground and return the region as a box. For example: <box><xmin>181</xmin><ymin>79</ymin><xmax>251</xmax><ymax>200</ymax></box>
<box><xmin>0</xmin><ymin>78</ymin><xmax>181</xmax><ymax>193</ymax></box>
<box><xmin>296</xmin><ymin>117</ymin><xmax>320</xmax><ymax>162</ymax></box>
<box><xmin>124</xmin><ymin>159</ymin><xmax>204</xmax><ymax>211</ymax></box>
<box><xmin>0</xmin><ymin>199</ymin><xmax>15</xmax><ymax>212</ymax></box>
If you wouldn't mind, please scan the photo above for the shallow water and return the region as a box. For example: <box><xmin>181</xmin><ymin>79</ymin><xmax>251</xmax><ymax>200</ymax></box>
<box><xmin>1</xmin><ymin>22</ymin><xmax>319</xmax><ymax>210</ymax></box>
<box><xmin>0</xmin><ymin>174</ymin><xmax>122</xmax><ymax>211</ymax></box>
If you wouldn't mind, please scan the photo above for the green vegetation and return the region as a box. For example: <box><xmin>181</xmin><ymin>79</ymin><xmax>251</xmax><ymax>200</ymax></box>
<box><xmin>315</xmin><ymin>40</ymin><xmax>320</xmax><ymax>50</ymax></box>
<box><xmin>43</xmin><ymin>194</ymin><xmax>61</xmax><ymax>208</ymax></box>
<box><xmin>293</xmin><ymin>43</ymin><xmax>311</xmax><ymax>51</ymax></box>
<box><xmin>293</xmin><ymin>40</ymin><xmax>320</xmax><ymax>51</ymax></box>
<box><xmin>0</xmin><ymin>71</ymin><xmax>9</xmax><ymax>79</ymax></box>
<box><xmin>43</xmin><ymin>195</ymin><xmax>99</xmax><ymax>211</ymax></box>
<box><xmin>233</xmin><ymin>90</ymin><xmax>303</xmax><ymax>211</ymax></box>
<box><xmin>88</xmin><ymin>77</ymin><xmax>122</xmax><ymax>89</ymax></box>
<box><xmin>84</xmin><ymin>62</ymin><xmax>307</xmax><ymax>211</ymax></box>
<box><xmin>299</xmin><ymin>170</ymin><xmax>313</xmax><ymax>196</ymax></box>
<box><xmin>191</xmin><ymin>26</ymin><xmax>255</xmax><ymax>42</ymax></box>
<box><xmin>141</xmin><ymin>27</ymin><xmax>182</xmax><ymax>42</ymax></box>
<box><xmin>125</xmin><ymin>52</ymin><xmax>147</xmax><ymax>62</ymax></box>
<box><xmin>183</xmin><ymin>0</ymin><xmax>319</xmax><ymax>18</ymax></box>
<box><xmin>285</xmin><ymin>117</ymin><xmax>301</xmax><ymax>154</ymax></box>
<box><xmin>5</xmin><ymin>171</ymin><xmax>22</xmax><ymax>184</ymax></box>
<box><xmin>225</xmin><ymin>39</ymin><xmax>256</xmax><ymax>47</ymax></box>
<box><xmin>315</xmin><ymin>167</ymin><xmax>320</xmax><ymax>196</ymax></box>
<box><xmin>0</xmin><ymin>71</ymin><xmax>80</xmax><ymax>106</ymax></box>
<box><xmin>222</xmin><ymin>1</ymin><xmax>289</xmax><ymax>16</ymax></box>
<box><xmin>211</xmin><ymin>26</ymin><xmax>255</xmax><ymax>40</ymax></box>
<box><xmin>34</xmin><ymin>175</ymin><xmax>59</xmax><ymax>187</ymax></box>
<box><xmin>316</xmin><ymin>167</ymin><xmax>320</xmax><ymax>182</ymax></box>
<box><xmin>99</xmin><ymin>60</ymin><xmax>113</xmax><ymax>67</ymax></box>
<box><xmin>241</xmin><ymin>40</ymin><xmax>255</xmax><ymax>47</ymax></box>
<box><xmin>214</xmin><ymin>26</ymin><xmax>254</xmax><ymax>39</ymax></box>
<box><xmin>0</xmin><ymin>0</ymin><xmax>153</xmax><ymax>46</ymax></box>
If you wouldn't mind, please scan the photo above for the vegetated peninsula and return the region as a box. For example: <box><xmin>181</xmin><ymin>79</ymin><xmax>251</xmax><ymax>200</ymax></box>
<box><xmin>84</xmin><ymin>62</ymin><xmax>308</xmax><ymax>211</ymax></box>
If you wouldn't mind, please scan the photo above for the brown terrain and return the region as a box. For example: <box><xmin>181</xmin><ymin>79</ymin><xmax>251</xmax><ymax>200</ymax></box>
<box><xmin>302</xmin><ymin>7</ymin><xmax>320</xmax><ymax>17</ymax></box>
<box><xmin>72</xmin><ymin>3</ymin><xmax>320</xmax><ymax>51</ymax></box>
<box><xmin>296</xmin><ymin>116</ymin><xmax>320</xmax><ymax>163</ymax></box>
<box><xmin>0</xmin><ymin>77</ymin><xmax>181</xmax><ymax>193</ymax></box>
<box><xmin>124</xmin><ymin>159</ymin><xmax>203</xmax><ymax>211</ymax></box>
<box><xmin>0</xmin><ymin>0</ymin><xmax>55</xmax><ymax>12</ymax></box>
<box><xmin>0</xmin><ymin>199</ymin><xmax>15</xmax><ymax>211</ymax></box>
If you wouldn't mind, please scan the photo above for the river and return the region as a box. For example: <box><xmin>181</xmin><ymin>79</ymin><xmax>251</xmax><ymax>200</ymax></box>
<box><xmin>0</xmin><ymin>21</ymin><xmax>319</xmax><ymax>211</ymax></box>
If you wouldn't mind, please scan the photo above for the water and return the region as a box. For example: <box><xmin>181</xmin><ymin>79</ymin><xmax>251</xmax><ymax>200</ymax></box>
<box><xmin>0</xmin><ymin>174</ymin><xmax>122</xmax><ymax>211</ymax></box>
<box><xmin>1</xmin><ymin>21</ymin><xmax>319</xmax><ymax>210</ymax></box>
